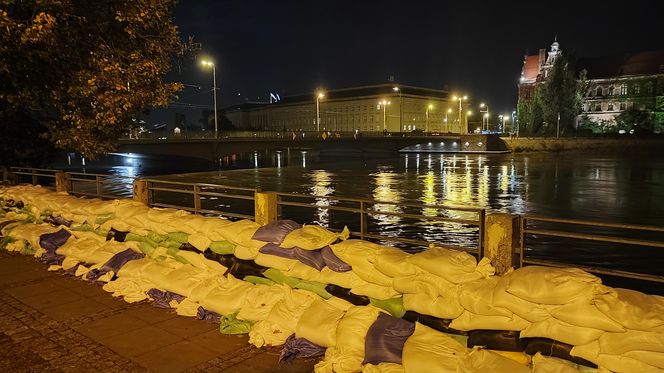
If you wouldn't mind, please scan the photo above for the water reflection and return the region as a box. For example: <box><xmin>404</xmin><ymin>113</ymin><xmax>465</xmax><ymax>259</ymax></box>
<box><xmin>372</xmin><ymin>170</ymin><xmax>404</xmax><ymax>232</ymax></box>
<box><xmin>308</xmin><ymin>170</ymin><xmax>335</xmax><ymax>226</ymax></box>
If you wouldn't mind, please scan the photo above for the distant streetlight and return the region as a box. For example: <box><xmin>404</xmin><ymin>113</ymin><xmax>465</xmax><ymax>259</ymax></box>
<box><xmin>425</xmin><ymin>104</ymin><xmax>434</xmax><ymax>133</ymax></box>
<box><xmin>479</xmin><ymin>103</ymin><xmax>489</xmax><ymax>131</ymax></box>
<box><xmin>502</xmin><ymin>114</ymin><xmax>510</xmax><ymax>133</ymax></box>
<box><xmin>452</xmin><ymin>95</ymin><xmax>468</xmax><ymax>133</ymax></box>
<box><xmin>200</xmin><ymin>60</ymin><xmax>218</xmax><ymax>137</ymax></box>
<box><xmin>444</xmin><ymin>108</ymin><xmax>452</xmax><ymax>132</ymax></box>
<box><xmin>315</xmin><ymin>90</ymin><xmax>325</xmax><ymax>132</ymax></box>
<box><xmin>379</xmin><ymin>99</ymin><xmax>391</xmax><ymax>132</ymax></box>
<box><xmin>499</xmin><ymin>114</ymin><xmax>509</xmax><ymax>133</ymax></box>
<box><xmin>393</xmin><ymin>86</ymin><xmax>403</xmax><ymax>132</ymax></box>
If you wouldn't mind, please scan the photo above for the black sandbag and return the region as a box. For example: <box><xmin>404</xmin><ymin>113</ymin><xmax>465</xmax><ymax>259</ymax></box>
<box><xmin>325</xmin><ymin>284</ymin><xmax>370</xmax><ymax>306</ymax></box>
<box><xmin>402</xmin><ymin>311</ymin><xmax>465</xmax><ymax>335</ymax></box>
<box><xmin>226</xmin><ymin>257</ymin><xmax>267</xmax><ymax>277</ymax></box>
<box><xmin>44</xmin><ymin>215</ymin><xmax>72</xmax><ymax>227</ymax></box>
<box><xmin>203</xmin><ymin>250</ymin><xmax>234</xmax><ymax>266</ymax></box>
<box><xmin>0</xmin><ymin>220</ymin><xmax>18</xmax><ymax>231</ymax></box>
<box><xmin>178</xmin><ymin>242</ymin><xmax>200</xmax><ymax>253</ymax></box>
<box><xmin>39</xmin><ymin>228</ymin><xmax>71</xmax><ymax>252</ymax></box>
<box><xmin>467</xmin><ymin>330</ymin><xmax>527</xmax><ymax>352</ymax></box>
<box><xmin>524</xmin><ymin>337</ymin><xmax>597</xmax><ymax>368</ymax></box>
<box><xmin>106</xmin><ymin>228</ymin><xmax>129</xmax><ymax>242</ymax></box>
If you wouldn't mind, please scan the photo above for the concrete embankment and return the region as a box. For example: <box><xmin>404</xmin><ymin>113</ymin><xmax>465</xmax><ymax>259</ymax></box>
<box><xmin>500</xmin><ymin>136</ymin><xmax>664</xmax><ymax>154</ymax></box>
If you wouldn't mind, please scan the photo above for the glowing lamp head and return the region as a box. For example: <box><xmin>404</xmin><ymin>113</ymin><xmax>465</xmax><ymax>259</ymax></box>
<box><xmin>393</xmin><ymin>86</ymin><xmax>400</xmax><ymax>92</ymax></box>
<box><xmin>428</xmin><ymin>104</ymin><xmax>434</xmax><ymax>110</ymax></box>
<box><xmin>480</xmin><ymin>103</ymin><xmax>486</xmax><ymax>108</ymax></box>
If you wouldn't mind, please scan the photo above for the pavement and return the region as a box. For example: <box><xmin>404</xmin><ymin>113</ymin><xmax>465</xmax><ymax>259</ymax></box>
<box><xmin>0</xmin><ymin>251</ymin><xmax>318</xmax><ymax>372</ymax></box>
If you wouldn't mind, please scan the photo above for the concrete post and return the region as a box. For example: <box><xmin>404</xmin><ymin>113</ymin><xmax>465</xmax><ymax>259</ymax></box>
<box><xmin>55</xmin><ymin>172</ymin><xmax>70</xmax><ymax>193</ymax></box>
<box><xmin>254</xmin><ymin>191</ymin><xmax>278</xmax><ymax>226</ymax></box>
<box><xmin>483</xmin><ymin>213</ymin><xmax>520</xmax><ymax>275</ymax></box>
<box><xmin>133</xmin><ymin>179</ymin><xmax>150</xmax><ymax>205</ymax></box>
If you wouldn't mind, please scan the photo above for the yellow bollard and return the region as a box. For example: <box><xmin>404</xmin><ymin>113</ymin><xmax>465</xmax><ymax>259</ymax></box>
<box><xmin>55</xmin><ymin>172</ymin><xmax>70</xmax><ymax>193</ymax></box>
<box><xmin>133</xmin><ymin>179</ymin><xmax>150</xmax><ymax>205</ymax></box>
<box><xmin>254</xmin><ymin>191</ymin><xmax>278</xmax><ymax>226</ymax></box>
<box><xmin>483</xmin><ymin>213</ymin><xmax>519</xmax><ymax>275</ymax></box>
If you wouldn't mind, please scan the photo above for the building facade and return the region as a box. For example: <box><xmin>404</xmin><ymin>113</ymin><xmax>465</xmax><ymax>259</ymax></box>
<box><xmin>224</xmin><ymin>84</ymin><xmax>470</xmax><ymax>134</ymax></box>
<box><xmin>518</xmin><ymin>40</ymin><xmax>664</xmax><ymax>132</ymax></box>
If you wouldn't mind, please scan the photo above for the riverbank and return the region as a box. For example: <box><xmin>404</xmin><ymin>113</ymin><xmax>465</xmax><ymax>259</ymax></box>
<box><xmin>500</xmin><ymin>136</ymin><xmax>664</xmax><ymax>153</ymax></box>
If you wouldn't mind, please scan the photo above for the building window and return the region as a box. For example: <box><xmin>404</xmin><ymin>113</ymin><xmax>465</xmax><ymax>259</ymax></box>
<box><xmin>595</xmin><ymin>87</ymin><xmax>602</xmax><ymax>97</ymax></box>
<box><xmin>594</xmin><ymin>103</ymin><xmax>602</xmax><ymax>111</ymax></box>
<box><xmin>634</xmin><ymin>84</ymin><xmax>640</xmax><ymax>94</ymax></box>
<box><xmin>608</xmin><ymin>103</ymin><xmax>614</xmax><ymax>111</ymax></box>
<box><xmin>608</xmin><ymin>86</ymin><xmax>614</xmax><ymax>96</ymax></box>
<box><xmin>619</xmin><ymin>102</ymin><xmax>626</xmax><ymax>110</ymax></box>
<box><xmin>620</xmin><ymin>84</ymin><xmax>627</xmax><ymax>95</ymax></box>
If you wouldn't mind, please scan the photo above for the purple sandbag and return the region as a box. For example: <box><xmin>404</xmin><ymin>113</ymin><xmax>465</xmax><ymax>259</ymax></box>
<box><xmin>147</xmin><ymin>288</ymin><xmax>185</xmax><ymax>308</ymax></box>
<box><xmin>39</xmin><ymin>228</ymin><xmax>71</xmax><ymax>253</ymax></box>
<box><xmin>293</xmin><ymin>248</ymin><xmax>326</xmax><ymax>271</ymax></box>
<box><xmin>39</xmin><ymin>251</ymin><xmax>65</xmax><ymax>265</ymax></box>
<box><xmin>320</xmin><ymin>246</ymin><xmax>351</xmax><ymax>272</ymax></box>
<box><xmin>87</xmin><ymin>248</ymin><xmax>144</xmax><ymax>281</ymax></box>
<box><xmin>363</xmin><ymin>312</ymin><xmax>416</xmax><ymax>365</ymax></box>
<box><xmin>197</xmin><ymin>306</ymin><xmax>221</xmax><ymax>323</ymax></box>
<box><xmin>279</xmin><ymin>334</ymin><xmax>326</xmax><ymax>364</ymax></box>
<box><xmin>252</xmin><ymin>220</ymin><xmax>302</xmax><ymax>243</ymax></box>
<box><xmin>259</xmin><ymin>243</ymin><xmax>297</xmax><ymax>259</ymax></box>
<box><xmin>44</xmin><ymin>215</ymin><xmax>72</xmax><ymax>227</ymax></box>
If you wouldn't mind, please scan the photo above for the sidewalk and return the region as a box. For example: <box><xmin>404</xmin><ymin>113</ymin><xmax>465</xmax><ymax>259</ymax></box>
<box><xmin>0</xmin><ymin>252</ymin><xmax>317</xmax><ymax>372</ymax></box>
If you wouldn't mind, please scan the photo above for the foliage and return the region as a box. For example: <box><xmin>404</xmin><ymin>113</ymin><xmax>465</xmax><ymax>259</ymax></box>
<box><xmin>0</xmin><ymin>0</ymin><xmax>185</xmax><ymax>160</ymax></box>
<box><xmin>615</xmin><ymin>107</ymin><xmax>654</xmax><ymax>135</ymax></box>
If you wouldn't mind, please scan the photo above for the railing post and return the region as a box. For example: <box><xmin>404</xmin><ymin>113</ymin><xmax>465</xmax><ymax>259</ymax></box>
<box><xmin>55</xmin><ymin>172</ymin><xmax>70</xmax><ymax>193</ymax></box>
<box><xmin>193</xmin><ymin>185</ymin><xmax>201</xmax><ymax>214</ymax></box>
<box><xmin>360</xmin><ymin>201</ymin><xmax>366</xmax><ymax>240</ymax></box>
<box><xmin>254</xmin><ymin>191</ymin><xmax>278</xmax><ymax>226</ymax></box>
<box><xmin>132</xmin><ymin>179</ymin><xmax>150</xmax><ymax>205</ymax></box>
<box><xmin>31</xmin><ymin>169</ymin><xmax>38</xmax><ymax>185</ymax></box>
<box><xmin>95</xmin><ymin>175</ymin><xmax>102</xmax><ymax>196</ymax></box>
<box><xmin>483</xmin><ymin>213</ymin><xmax>520</xmax><ymax>275</ymax></box>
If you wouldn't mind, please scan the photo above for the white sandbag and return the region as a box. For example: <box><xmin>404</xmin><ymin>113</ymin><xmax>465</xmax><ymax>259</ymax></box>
<box><xmin>550</xmin><ymin>301</ymin><xmax>624</xmax><ymax>332</ymax></box>
<box><xmin>450</xmin><ymin>311</ymin><xmax>530</xmax><ymax>332</ymax></box>
<box><xmin>531</xmin><ymin>352</ymin><xmax>583</xmax><ymax>373</ymax></box>
<box><xmin>408</xmin><ymin>246</ymin><xmax>487</xmax><ymax>284</ymax></box>
<box><xmin>296</xmin><ymin>299</ymin><xmax>346</xmax><ymax>348</ymax></box>
<box><xmin>520</xmin><ymin>318</ymin><xmax>605</xmax><ymax>346</ymax></box>
<box><xmin>402</xmin><ymin>322</ymin><xmax>467</xmax><ymax>373</ymax></box>
<box><xmin>594</xmin><ymin>288</ymin><xmax>664</xmax><ymax>332</ymax></box>
<box><xmin>457</xmin><ymin>348</ymin><xmax>532</xmax><ymax>373</ymax></box>
<box><xmin>506</xmin><ymin>266</ymin><xmax>606</xmax><ymax>305</ymax></box>
<box><xmin>403</xmin><ymin>292</ymin><xmax>464</xmax><ymax>320</ymax></box>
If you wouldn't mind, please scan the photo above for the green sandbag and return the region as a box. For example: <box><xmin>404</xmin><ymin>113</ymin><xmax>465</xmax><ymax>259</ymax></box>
<box><xmin>370</xmin><ymin>297</ymin><xmax>406</xmax><ymax>318</ymax></box>
<box><xmin>167</xmin><ymin>232</ymin><xmax>189</xmax><ymax>244</ymax></box>
<box><xmin>147</xmin><ymin>231</ymin><xmax>167</xmax><ymax>243</ymax></box>
<box><xmin>94</xmin><ymin>213</ymin><xmax>115</xmax><ymax>224</ymax></box>
<box><xmin>173</xmin><ymin>255</ymin><xmax>190</xmax><ymax>264</ymax></box>
<box><xmin>70</xmin><ymin>223</ymin><xmax>94</xmax><ymax>232</ymax></box>
<box><xmin>162</xmin><ymin>240</ymin><xmax>183</xmax><ymax>250</ymax></box>
<box><xmin>263</xmin><ymin>268</ymin><xmax>332</xmax><ymax>299</ymax></box>
<box><xmin>21</xmin><ymin>245</ymin><xmax>36</xmax><ymax>256</ymax></box>
<box><xmin>138</xmin><ymin>241</ymin><xmax>155</xmax><ymax>256</ymax></box>
<box><xmin>209</xmin><ymin>240</ymin><xmax>236</xmax><ymax>255</ymax></box>
<box><xmin>244</xmin><ymin>275</ymin><xmax>276</xmax><ymax>286</ymax></box>
<box><xmin>95</xmin><ymin>228</ymin><xmax>109</xmax><ymax>237</ymax></box>
<box><xmin>125</xmin><ymin>232</ymin><xmax>144</xmax><ymax>242</ymax></box>
<box><xmin>0</xmin><ymin>236</ymin><xmax>16</xmax><ymax>250</ymax></box>
<box><xmin>219</xmin><ymin>312</ymin><xmax>254</xmax><ymax>335</ymax></box>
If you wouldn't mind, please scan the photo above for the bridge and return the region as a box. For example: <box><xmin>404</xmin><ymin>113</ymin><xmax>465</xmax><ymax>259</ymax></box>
<box><xmin>117</xmin><ymin>133</ymin><xmax>507</xmax><ymax>162</ymax></box>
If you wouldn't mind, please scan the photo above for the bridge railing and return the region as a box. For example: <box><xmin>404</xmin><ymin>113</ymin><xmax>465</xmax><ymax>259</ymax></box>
<box><xmin>9</xmin><ymin>167</ymin><xmax>59</xmax><ymax>189</ymax></box>
<box><xmin>119</xmin><ymin>130</ymin><xmax>464</xmax><ymax>141</ymax></box>
<box><xmin>67</xmin><ymin>172</ymin><xmax>136</xmax><ymax>199</ymax></box>
<box><xmin>520</xmin><ymin>215</ymin><xmax>664</xmax><ymax>283</ymax></box>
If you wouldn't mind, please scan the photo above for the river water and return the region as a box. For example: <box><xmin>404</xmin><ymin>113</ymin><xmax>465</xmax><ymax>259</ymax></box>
<box><xmin>52</xmin><ymin>150</ymin><xmax>664</xmax><ymax>290</ymax></box>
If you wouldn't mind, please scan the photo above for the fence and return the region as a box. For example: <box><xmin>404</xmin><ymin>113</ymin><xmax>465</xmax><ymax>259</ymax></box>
<box><xmin>9</xmin><ymin>167</ymin><xmax>59</xmax><ymax>188</ymax></box>
<box><xmin>68</xmin><ymin>172</ymin><xmax>135</xmax><ymax>199</ymax></box>
<box><xmin>520</xmin><ymin>215</ymin><xmax>664</xmax><ymax>283</ymax></box>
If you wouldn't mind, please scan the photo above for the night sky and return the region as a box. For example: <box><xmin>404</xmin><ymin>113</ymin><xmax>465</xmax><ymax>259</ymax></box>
<box><xmin>155</xmin><ymin>0</ymin><xmax>664</xmax><ymax>127</ymax></box>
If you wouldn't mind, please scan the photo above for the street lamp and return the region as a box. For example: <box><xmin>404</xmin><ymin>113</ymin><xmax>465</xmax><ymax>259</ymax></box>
<box><xmin>379</xmin><ymin>99</ymin><xmax>391</xmax><ymax>132</ymax></box>
<box><xmin>452</xmin><ymin>95</ymin><xmax>468</xmax><ymax>133</ymax></box>
<box><xmin>315</xmin><ymin>90</ymin><xmax>325</xmax><ymax>132</ymax></box>
<box><xmin>393</xmin><ymin>86</ymin><xmax>402</xmax><ymax>132</ymax></box>
<box><xmin>502</xmin><ymin>114</ymin><xmax>510</xmax><ymax>133</ymax></box>
<box><xmin>444</xmin><ymin>108</ymin><xmax>452</xmax><ymax>132</ymax></box>
<box><xmin>200</xmin><ymin>60</ymin><xmax>218</xmax><ymax>137</ymax></box>
<box><xmin>479</xmin><ymin>103</ymin><xmax>489</xmax><ymax>131</ymax></box>
<box><xmin>425</xmin><ymin>104</ymin><xmax>434</xmax><ymax>133</ymax></box>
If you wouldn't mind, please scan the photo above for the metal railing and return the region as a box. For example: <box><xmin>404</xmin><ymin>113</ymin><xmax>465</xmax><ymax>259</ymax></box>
<box><xmin>143</xmin><ymin>179</ymin><xmax>257</xmax><ymax>220</ymax></box>
<box><xmin>9</xmin><ymin>167</ymin><xmax>59</xmax><ymax>188</ymax></box>
<box><xmin>276</xmin><ymin>192</ymin><xmax>485</xmax><ymax>255</ymax></box>
<box><xmin>68</xmin><ymin>172</ymin><xmax>136</xmax><ymax>199</ymax></box>
<box><xmin>520</xmin><ymin>215</ymin><xmax>664</xmax><ymax>283</ymax></box>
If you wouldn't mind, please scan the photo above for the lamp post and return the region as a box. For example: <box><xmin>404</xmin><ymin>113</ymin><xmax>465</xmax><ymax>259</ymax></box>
<box><xmin>315</xmin><ymin>91</ymin><xmax>325</xmax><ymax>132</ymax></box>
<box><xmin>501</xmin><ymin>114</ymin><xmax>510</xmax><ymax>134</ymax></box>
<box><xmin>379</xmin><ymin>99</ymin><xmax>391</xmax><ymax>132</ymax></box>
<box><xmin>452</xmin><ymin>95</ymin><xmax>468</xmax><ymax>133</ymax></box>
<box><xmin>200</xmin><ymin>60</ymin><xmax>218</xmax><ymax>137</ymax></box>
<box><xmin>425</xmin><ymin>104</ymin><xmax>433</xmax><ymax>133</ymax></box>
<box><xmin>499</xmin><ymin>115</ymin><xmax>504</xmax><ymax>133</ymax></box>
<box><xmin>444</xmin><ymin>108</ymin><xmax>452</xmax><ymax>132</ymax></box>
<box><xmin>479</xmin><ymin>103</ymin><xmax>489</xmax><ymax>132</ymax></box>
<box><xmin>393</xmin><ymin>86</ymin><xmax>402</xmax><ymax>132</ymax></box>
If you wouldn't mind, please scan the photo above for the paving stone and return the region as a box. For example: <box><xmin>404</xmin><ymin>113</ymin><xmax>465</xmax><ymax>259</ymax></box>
<box><xmin>4</xmin><ymin>278</ymin><xmax>66</xmax><ymax>298</ymax></box>
<box><xmin>75</xmin><ymin>312</ymin><xmax>149</xmax><ymax>340</ymax></box>
<box><xmin>132</xmin><ymin>340</ymin><xmax>218</xmax><ymax>373</ymax></box>
<box><xmin>18</xmin><ymin>288</ymin><xmax>84</xmax><ymax>311</ymax></box>
<box><xmin>123</xmin><ymin>303</ymin><xmax>178</xmax><ymax>324</ymax></box>
<box><xmin>187</xmin><ymin>329</ymin><xmax>249</xmax><ymax>355</ymax></box>
<box><xmin>103</xmin><ymin>325</ymin><xmax>183</xmax><ymax>357</ymax></box>
<box><xmin>41</xmin><ymin>298</ymin><xmax>110</xmax><ymax>322</ymax></box>
<box><xmin>154</xmin><ymin>315</ymin><xmax>218</xmax><ymax>338</ymax></box>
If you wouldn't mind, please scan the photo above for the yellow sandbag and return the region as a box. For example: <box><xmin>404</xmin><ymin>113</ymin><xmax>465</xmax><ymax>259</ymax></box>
<box><xmin>596</xmin><ymin>354</ymin><xmax>664</xmax><ymax>373</ymax></box>
<box><xmin>550</xmin><ymin>301</ymin><xmax>624</xmax><ymax>332</ymax></box>
<box><xmin>336</xmin><ymin>305</ymin><xmax>382</xmax><ymax>355</ymax></box>
<box><xmin>403</xmin><ymin>292</ymin><xmax>464</xmax><ymax>320</ymax></box>
<box><xmin>325</xmin><ymin>296</ymin><xmax>354</xmax><ymax>311</ymax></box>
<box><xmin>215</xmin><ymin>219</ymin><xmax>263</xmax><ymax>248</ymax></box>
<box><xmin>102</xmin><ymin>276</ymin><xmax>154</xmax><ymax>303</ymax></box>
<box><xmin>457</xmin><ymin>348</ymin><xmax>532</xmax><ymax>373</ymax></box>
<box><xmin>570</xmin><ymin>340</ymin><xmax>600</xmax><ymax>365</ymax></box>
<box><xmin>402</xmin><ymin>322</ymin><xmax>467</xmax><ymax>373</ymax></box>
<box><xmin>175</xmin><ymin>251</ymin><xmax>227</xmax><ymax>274</ymax></box>
<box><xmin>234</xmin><ymin>244</ymin><xmax>261</xmax><ymax>260</ymax></box>
<box><xmin>362</xmin><ymin>363</ymin><xmax>405</xmax><ymax>373</ymax></box>
<box><xmin>116</xmin><ymin>257</ymin><xmax>153</xmax><ymax>278</ymax></box>
<box><xmin>594</xmin><ymin>288</ymin><xmax>664</xmax><ymax>332</ymax></box>
<box><xmin>197</xmin><ymin>275</ymin><xmax>254</xmax><ymax>316</ymax></box>
<box><xmin>624</xmin><ymin>350</ymin><xmax>664</xmax><ymax>370</ymax></box>
<box><xmin>236</xmin><ymin>283</ymin><xmax>287</xmax><ymax>322</ymax></box>
<box><xmin>187</xmin><ymin>234</ymin><xmax>211</xmax><ymax>252</ymax></box>
<box><xmin>520</xmin><ymin>318</ymin><xmax>605</xmax><ymax>346</ymax></box>
<box><xmin>596</xmin><ymin>329</ymin><xmax>664</xmax><ymax>355</ymax></box>
<box><xmin>315</xmin><ymin>267</ymin><xmax>367</xmax><ymax>289</ymax></box>
<box><xmin>450</xmin><ymin>311</ymin><xmax>530</xmax><ymax>332</ymax></box>
<box><xmin>351</xmin><ymin>283</ymin><xmax>400</xmax><ymax>300</ymax></box>
<box><xmin>254</xmin><ymin>253</ymin><xmax>298</xmax><ymax>272</ymax></box>
<box><xmin>296</xmin><ymin>299</ymin><xmax>346</xmax><ymax>347</ymax></box>
<box><xmin>492</xmin><ymin>272</ymin><xmax>557</xmax><ymax>323</ymax></box>
<box><xmin>408</xmin><ymin>246</ymin><xmax>486</xmax><ymax>284</ymax></box>
<box><xmin>283</xmin><ymin>225</ymin><xmax>349</xmax><ymax>250</ymax></box>
<box><xmin>172</xmin><ymin>298</ymin><xmax>199</xmax><ymax>317</ymax></box>
<box><xmin>458</xmin><ymin>276</ymin><xmax>512</xmax><ymax>318</ymax></box>
<box><xmin>490</xmin><ymin>350</ymin><xmax>531</xmax><ymax>366</ymax></box>
<box><xmin>532</xmin><ymin>352</ymin><xmax>583</xmax><ymax>373</ymax></box>
<box><xmin>250</xmin><ymin>287</ymin><xmax>316</xmax><ymax>347</ymax></box>
<box><xmin>6</xmin><ymin>223</ymin><xmax>60</xmax><ymax>249</ymax></box>
<box><xmin>374</xmin><ymin>248</ymin><xmax>421</xmax><ymax>278</ymax></box>
<box><xmin>392</xmin><ymin>273</ymin><xmax>455</xmax><ymax>298</ymax></box>
<box><xmin>506</xmin><ymin>266</ymin><xmax>607</xmax><ymax>305</ymax></box>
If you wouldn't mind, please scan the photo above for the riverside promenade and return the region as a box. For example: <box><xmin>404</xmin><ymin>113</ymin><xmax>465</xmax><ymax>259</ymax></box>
<box><xmin>0</xmin><ymin>252</ymin><xmax>316</xmax><ymax>373</ymax></box>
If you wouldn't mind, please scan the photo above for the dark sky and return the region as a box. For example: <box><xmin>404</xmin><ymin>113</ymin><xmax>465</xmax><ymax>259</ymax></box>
<box><xmin>157</xmin><ymin>0</ymin><xmax>664</xmax><ymax>126</ymax></box>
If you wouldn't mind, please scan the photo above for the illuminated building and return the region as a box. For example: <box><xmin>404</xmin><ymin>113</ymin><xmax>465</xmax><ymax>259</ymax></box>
<box><xmin>224</xmin><ymin>84</ymin><xmax>470</xmax><ymax>133</ymax></box>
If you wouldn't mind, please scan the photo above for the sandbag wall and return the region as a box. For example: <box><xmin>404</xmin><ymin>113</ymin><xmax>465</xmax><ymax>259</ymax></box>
<box><xmin>2</xmin><ymin>185</ymin><xmax>664</xmax><ymax>373</ymax></box>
